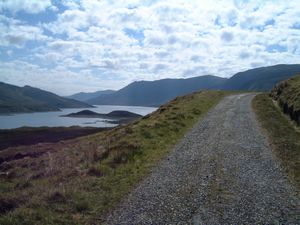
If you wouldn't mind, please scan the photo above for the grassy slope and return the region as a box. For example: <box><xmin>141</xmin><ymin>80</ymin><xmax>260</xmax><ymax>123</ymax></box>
<box><xmin>252</xmin><ymin>94</ymin><xmax>300</xmax><ymax>190</ymax></box>
<box><xmin>0</xmin><ymin>91</ymin><xmax>228</xmax><ymax>224</ymax></box>
<box><xmin>0</xmin><ymin>82</ymin><xmax>91</xmax><ymax>114</ymax></box>
<box><xmin>270</xmin><ymin>74</ymin><xmax>300</xmax><ymax>125</ymax></box>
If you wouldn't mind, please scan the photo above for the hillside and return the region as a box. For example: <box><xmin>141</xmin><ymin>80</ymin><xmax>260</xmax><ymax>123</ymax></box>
<box><xmin>0</xmin><ymin>90</ymin><xmax>228</xmax><ymax>224</ymax></box>
<box><xmin>0</xmin><ymin>82</ymin><xmax>92</xmax><ymax>113</ymax></box>
<box><xmin>85</xmin><ymin>64</ymin><xmax>300</xmax><ymax>107</ymax></box>
<box><xmin>66</xmin><ymin>90</ymin><xmax>115</xmax><ymax>102</ymax></box>
<box><xmin>221</xmin><ymin>64</ymin><xmax>300</xmax><ymax>91</ymax></box>
<box><xmin>270</xmin><ymin>74</ymin><xmax>300</xmax><ymax>125</ymax></box>
<box><xmin>253</xmin><ymin>92</ymin><xmax>300</xmax><ymax>189</ymax></box>
<box><xmin>87</xmin><ymin>75</ymin><xmax>227</xmax><ymax>106</ymax></box>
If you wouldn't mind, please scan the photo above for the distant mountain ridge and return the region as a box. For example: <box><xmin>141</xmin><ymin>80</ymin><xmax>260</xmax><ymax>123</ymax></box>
<box><xmin>87</xmin><ymin>75</ymin><xmax>227</xmax><ymax>106</ymax></box>
<box><xmin>66</xmin><ymin>90</ymin><xmax>115</xmax><ymax>102</ymax></box>
<box><xmin>0</xmin><ymin>82</ymin><xmax>92</xmax><ymax>113</ymax></box>
<box><xmin>2</xmin><ymin>64</ymin><xmax>300</xmax><ymax>112</ymax></box>
<box><xmin>220</xmin><ymin>64</ymin><xmax>300</xmax><ymax>91</ymax></box>
<box><xmin>83</xmin><ymin>64</ymin><xmax>300</xmax><ymax>107</ymax></box>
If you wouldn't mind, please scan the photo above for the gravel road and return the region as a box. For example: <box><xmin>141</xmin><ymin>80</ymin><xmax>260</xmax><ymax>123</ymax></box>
<box><xmin>105</xmin><ymin>94</ymin><xmax>299</xmax><ymax>225</ymax></box>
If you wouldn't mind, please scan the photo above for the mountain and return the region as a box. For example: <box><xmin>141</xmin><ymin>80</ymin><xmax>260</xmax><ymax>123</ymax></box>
<box><xmin>66</xmin><ymin>90</ymin><xmax>115</xmax><ymax>102</ymax></box>
<box><xmin>3</xmin><ymin>64</ymin><xmax>299</xmax><ymax>111</ymax></box>
<box><xmin>86</xmin><ymin>64</ymin><xmax>300</xmax><ymax>107</ymax></box>
<box><xmin>87</xmin><ymin>75</ymin><xmax>226</xmax><ymax>106</ymax></box>
<box><xmin>87</xmin><ymin>75</ymin><xmax>227</xmax><ymax>106</ymax></box>
<box><xmin>0</xmin><ymin>82</ymin><xmax>92</xmax><ymax>113</ymax></box>
<box><xmin>221</xmin><ymin>64</ymin><xmax>300</xmax><ymax>91</ymax></box>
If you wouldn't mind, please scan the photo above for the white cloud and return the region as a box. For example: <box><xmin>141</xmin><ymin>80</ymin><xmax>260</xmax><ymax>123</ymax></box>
<box><xmin>0</xmin><ymin>0</ymin><xmax>52</xmax><ymax>14</ymax></box>
<box><xmin>0</xmin><ymin>15</ymin><xmax>50</xmax><ymax>47</ymax></box>
<box><xmin>0</xmin><ymin>60</ymin><xmax>125</xmax><ymax>95</ymax></box>
<box><xmin>0</xmin><ymin>0</ymin><xmax>300</xmax><ymax>94</ymax></box>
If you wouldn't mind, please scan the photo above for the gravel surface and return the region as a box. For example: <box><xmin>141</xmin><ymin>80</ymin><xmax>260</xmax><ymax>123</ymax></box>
<box><xmin>105</xmin><ymin>94</ymin><xmax>299</xmax><ymax>225</ymax></box>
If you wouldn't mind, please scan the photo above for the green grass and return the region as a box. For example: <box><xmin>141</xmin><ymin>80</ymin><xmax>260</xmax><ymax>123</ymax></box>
<box><xmin>270</xmin><ymin>74</ymin><xmax>300</xmax><ymax>125</ymax></box>
<box><xmin>253</xmin><ymin>94</ymin><xmax>300</xmax><ymax>191</ymax></box>
<box><xmin>0</xmin><ymin>90</ymin><xmax>229</xmax><ymax>224</ymax></box>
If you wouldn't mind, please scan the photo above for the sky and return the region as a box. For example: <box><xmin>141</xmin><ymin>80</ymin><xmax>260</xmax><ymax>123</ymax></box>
<box><xmin>0</xmin><ymin>0</ymin><xmax>299</xmax><ymax>95</ymax></box>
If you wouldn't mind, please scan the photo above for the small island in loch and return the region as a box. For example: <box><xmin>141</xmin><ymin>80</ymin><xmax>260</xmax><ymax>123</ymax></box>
<box><xmin>61</xmin><ymin>110</ymin><xmax>142</xmax><ymax>124</ymax></box>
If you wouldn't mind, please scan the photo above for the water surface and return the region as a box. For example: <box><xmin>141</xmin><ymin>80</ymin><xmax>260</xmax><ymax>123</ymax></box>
<box><xmin>0</xmin><ymin>105</ymin><xmax>157</xmax><ymax>129</ymax></box>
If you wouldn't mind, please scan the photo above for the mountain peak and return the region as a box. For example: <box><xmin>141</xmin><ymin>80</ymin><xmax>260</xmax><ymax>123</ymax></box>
<box><xmin>0</xmin><ymin>82</ymin><xmax>93</xmax><ymax>113</ymax></box>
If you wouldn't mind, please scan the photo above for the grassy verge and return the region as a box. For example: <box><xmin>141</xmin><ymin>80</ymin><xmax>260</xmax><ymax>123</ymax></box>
<box><xmin>0</xmin><ymin>91</ymin><xmax>228</xmax><ymax>224</ymax></box>
<box><xmin>270</xmin><ymin>74</ymin><xmax>300</xmax><ymax>125</ymax></box>
<box><xmin>252</xmin><ymin>94</ymin><xmax>300</xmax><ymax>190</ymax></box>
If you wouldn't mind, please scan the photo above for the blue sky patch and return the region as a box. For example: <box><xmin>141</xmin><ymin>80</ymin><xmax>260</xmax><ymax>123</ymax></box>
<box><xmin>124</xmin><ymin>28</ymin><xmax>145</xmax><ymax>45</ymax></box>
